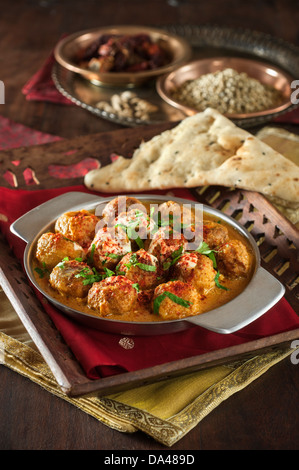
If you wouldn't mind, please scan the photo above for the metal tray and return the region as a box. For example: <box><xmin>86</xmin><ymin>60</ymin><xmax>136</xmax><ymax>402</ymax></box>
<box><xmin>52</xmin><ymin>24</ymin><xmax>299</xmax><ymax>128</ymax></box>
<box><xmin>0</xmin><ymin>123</ymin><xmax>298</xmax><ymax>397</ymax></box>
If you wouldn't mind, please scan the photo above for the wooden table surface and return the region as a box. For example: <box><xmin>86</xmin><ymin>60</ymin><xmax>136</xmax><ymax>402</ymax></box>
<box><xmin>1</xmin><ymin>0</ymin><xmax>299</xmax><ymax>450</ymax></box>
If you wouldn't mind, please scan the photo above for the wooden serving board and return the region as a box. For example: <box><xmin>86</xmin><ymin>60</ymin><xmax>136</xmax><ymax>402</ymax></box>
<box><xmin>0</xmin><ymin>122</ymin><xmax>298</xmax><ymax>397</ymax></box>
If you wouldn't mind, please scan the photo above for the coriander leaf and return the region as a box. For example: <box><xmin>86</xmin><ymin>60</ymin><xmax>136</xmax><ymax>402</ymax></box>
<box><xmin>153</xmin><ymin>292</ymin><xmax>167</xmax><ymax>314</ymax></box>
<box><xmin>135</xmin><ymin>235</ymin><xmax>144</xmax><ymax>249</ymax></box>
<box><xmin>57</xmin><ymin>257</ymin><xmax>69</xmax><ymax>269</ymax></box>
<box><xmin>34</xmin><ymin>267</ymin><xmax>44</xmax><ymax>278</ymax></box>
<box><xmin>214</xmin><ymin>271</ymin><xmax>229</xmax><ymax>290</ymax></box>
<box><xmin>115</xmin><ymin>264</ymin><xmax>126</xmax><ymax>276</ymax></box>
<box><xmin>195</xmin><ymin>241</ymin><xmax>211</xmax><ymax>254</ymax></box>
<box><xmin>34</xmin><ymin>262</ymin><xmax>50</xmax><ymax>279</ymax></box>
<box><xmin>162</xmin><ymin>261</ymin><xmax>172</xmax><ymax>270</ymax></box>
<box><xmin>153</xmin><ymin>291</ymin><xmax>191</xmax><ymax>314</ymax></box>
<box><xmin>126</xmin><ymin>225</ymin><xmax>135</xmax><ymax>239</ymax></box>
<box><xmin>130</xmin><ymin>253</ymin><xmax>138</xmax><ymax>264</ymax></box>
<box><xmin>104</xmin><ymin>252</ymin><xmax>120</xmax><ymax>259</ymax></box>
<box><xmin>135</xmin><ymin>262</ymin><xmax>156</xmax><ymax>272</ymax></box>
<box><xmin>132</xmin><ymin>283</ymin><xmax>140</xmax><ymax>292</ymax></box>
<box><xmin>196</xmin><ymin>241</ymin><xmax>217</xmax><ymax>268</ymax></box>
<box><xmin>115</xmin><ymin>223</ymin><xmax>127</xmax><ymax>231</ymax></box>
<box><xmin>162</xmin><ymin>245</ymin><xmax>184</xmax><ymax>270</ymax></box>
<box><xmin>88</xmin><ymin>244</ymin><xmax>96</xmax><ymax>264</ymax></box>
<box><xmin>75</xmin><ymin>267</ymin><xmax>102</xmax><ymax>285</ymax></box>
<box><xmin>103</xmin><ymin>267</ymin><xmax>115</xmax><ymax>277</ymax></box>
<box><xmin>171</xmin><ymin>245</ymin><xmax>184</xmax><ymax>259</ymax></box>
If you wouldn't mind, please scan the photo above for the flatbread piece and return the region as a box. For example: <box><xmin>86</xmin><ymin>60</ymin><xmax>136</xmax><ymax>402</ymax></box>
<box><xmin>84</xmin><ymin>108</ymin><xmax>299</xmax><ymax>208</ymax></box>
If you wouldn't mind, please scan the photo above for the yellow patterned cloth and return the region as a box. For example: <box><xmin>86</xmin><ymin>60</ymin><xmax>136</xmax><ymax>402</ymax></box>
<box><xmin>0</xmin><ymin>289</ymin><xmax>296</xmax><ymax>446</ymax></box>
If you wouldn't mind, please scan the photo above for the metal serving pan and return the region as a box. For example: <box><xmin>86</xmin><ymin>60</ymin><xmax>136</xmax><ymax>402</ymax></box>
<box><xmin>11</xmin><ymin>191</ymin><xmax>285</xmax><ymax>336</ymax></box>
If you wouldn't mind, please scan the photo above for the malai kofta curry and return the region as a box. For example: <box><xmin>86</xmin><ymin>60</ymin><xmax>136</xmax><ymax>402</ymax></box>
<box><xmin>33</xmin><ymin>196</ymin><xmax>255</xmax><ymax>323</ymax></box>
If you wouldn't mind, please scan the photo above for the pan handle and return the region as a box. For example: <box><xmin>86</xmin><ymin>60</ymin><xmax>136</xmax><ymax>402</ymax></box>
<box><xmin>185</xmin><ymin>267</ymin><xmax>285</xmax><ymax>334</ymax></box>
<box><xmin>10</xmin><ymin>191</ymin><xmax>107</xmax><ymax>243</ymax></box>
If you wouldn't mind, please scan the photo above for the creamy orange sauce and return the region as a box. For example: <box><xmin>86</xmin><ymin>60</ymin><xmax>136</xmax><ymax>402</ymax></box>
<box><xmin>32</xmin><ymin>202</ymin><xmax>255</xmax><ymax>323</ymax></box>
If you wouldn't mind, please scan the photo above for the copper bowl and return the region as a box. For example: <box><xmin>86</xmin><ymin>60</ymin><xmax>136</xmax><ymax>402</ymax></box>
<box><xmin>156</xmin><ymin>57</ymin><xmax>293</xmax><ymax>119</ymax></box>
<box><xmin>54</xmin><ymin>25</ymin><xmax>192</xmax><ymax>87</ymax></box>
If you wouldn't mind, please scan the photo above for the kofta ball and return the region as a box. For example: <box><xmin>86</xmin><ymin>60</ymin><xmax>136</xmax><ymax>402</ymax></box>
<box><xmin>153</xmin><ymin>280</ymin><xmax>200</xmax><ymax>320</ymax></box>
<box><xmin>49</xmin><ymin>259</ymin><xmax>94</xmax><ymax>298</ymax></box>
<box><xmin>36</xmin><ymin>232</ymin><xmax>85</xmax><ymax>269</ymax></box>
<box><xmin>202</xmin><ymin>220</ymin><xmax>229</xmax><ymax>249</ymax></box>
<box><xmin>88</xmin><ymin>225</ymin><xmax>131</xmax><ymax>271</ymax></box>
<box><xmin>157</xmin><ymin>200</ymin><xmax>193</xmax><ymax>228</ymax></box>
<box><xmin>148</xmin><ymin>226</ymin><xmax>187</xmax><ymax>267</ymax></box>
<box><xmin>87</xmin><ymin>275</ymin><xmax>139</xmax><ymax>317</ymax></box>
<box><xmin>113</xmin><ymin>208</ymin><xmax>154</xmax><ymax>250</ymax></box>
<box><xmin>55</xmin><ymin>210</ymin><xmax>99</xmax><ymax>248</ymax></box>
<box><xmin>116</xmin><ymin>249</ymin><xmax>161</xmax><ymax>290</ymax></box>
<box><xmin>217</xmin><ymin>239</ymin><xmax>251</xmax><ymax>278</ymax></box>
<box><xmin>172</xmin><ymin>252</ymin><xmax>216</xmax><ymax>294</ymax></box>
<box><xmin>101</xmin><ymin>196</ymin><xmax>143</xmax><ymax>223</ymax></box>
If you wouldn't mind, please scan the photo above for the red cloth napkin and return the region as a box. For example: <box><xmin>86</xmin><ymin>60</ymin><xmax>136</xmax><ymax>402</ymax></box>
<box><xmin>22</xmin><ymin>46</ymin><xmax>72</xmax><ymax>105</ymax></box>
<box><xmin>274</xmin><ymin>106</ymin><xmax>299</xmax><ymax>124</ymax></box>
<box><xmin>1</xmin><ymin>185</ymin><xmax>299</xmax><ymax>379</ymax></box>
<box><xmin>0</xmin><ymin>115</ymin><xmax>62</xmax><ymax>150</ymax></box>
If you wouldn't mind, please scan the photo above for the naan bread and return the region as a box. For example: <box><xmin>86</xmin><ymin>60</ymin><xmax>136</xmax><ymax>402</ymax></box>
<box><xmin>84</xmin><ymin>108</ymin><xmax>299</xmax><ymax>208</ymax></box>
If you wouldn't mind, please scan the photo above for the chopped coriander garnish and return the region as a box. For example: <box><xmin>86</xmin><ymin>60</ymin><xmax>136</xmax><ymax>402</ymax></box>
<box><xmin>126</xmin><ymin>223</ymin><xmax>138</xmax><ymax>239</ymax></box>
<box><xmin>153</xmin><ymin>291</ymin><xmax>191</xmax><ymax>314</ymax></box>
<box><xmin>136</xmin><ymin>263</ymin><xmax>156</xmax><ymax>272</ymax></box>
<box><xmin>125</xmin><ymin>253</ymin><xmax>156</xmax><ymax>272</ymax></box>
<box><xmin>196</xmin><ymin>241</ymin><xmax>217</xmax><ymax>268</ymax></box>
<box><xmin>88</xmin><ymin>243</ymin><xmax>96</xmax><ymax>264</ymax></box>
<box><xmin>135</xmin><ymin>235</ymin><xmax>144</xmax><ymax>249</ymax></box>
<box><xmin>63</xmin><ymin>236</ymin><xmax>74</xmax><ymax>242</ymax></box>
<box><xmin>75</xmin><ymin>265</ymin><xmax>116</xmax><ymax>285</ymax></box>
<box><xmin>103</xmin><ymin>267</ymin><xmax>115</xmax><ymax>277</ymax></box>
<box><xmin>214</xmin><ymin>271</ymin><xmax>229</xmax><ymax>290</ymax></box>
<box><xmin>163</xmin><ymin>245</ymin><xmax>184</xmax><ymax>270</ymax></box>
<box><xmin>57</xmin><ymin>257</ymin><xmax>69</xmax><ymax>269</ymax></box>
<box><xmin>195</xmin><ymin>241</ymin><xmax>211</xmax><ymax>254</ymax></box>
<box><xmin>116</xmin><ymin>211</ymin><xmax>148</xmax><ymax>247</ymax></box>
<box><xmin>115</xmin><ymin>223</ymin><xmax>127</xmax><ymax>231</ymax></box>
<box><xmin>132</xmin><ymin>283</ymin><xmax>140</xmax><ymax>292</ymax></box>
<box><xmin>162</xmin><ymin>261</ymin><xmax>172</xmax><ymax>270</ymax></box>
<box><xmin>125</xmin><ymin>253</ymin><xmax>138</xmax><ymax>268</ymax></box>
<box><xmin>34</xmin><ymin>262</ymin><xmax>50</xmax><ymax>279</ymax></box>
<box><xmin>104</xmin><ymin>252</ymin><xmax>120</xmax><ymax>259</ymax></box>
<box><xmin>127</xmin><ymin>226</ymin><xmax>144</xmax><ymax>249</ymax></box>
<box><xmin>115</xmin><ymin>264</ymin><xmax>126</xmax><ymax>276</ymax></box>
<box><xmin>75</xmin><ymin>267</ymin><xmax>102</xmax><ymax>285</ymax></box>
<box><xmin>150</xmin><ymin>206</ymin><xmax>155</xmax><ymax>218</ymax></box>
